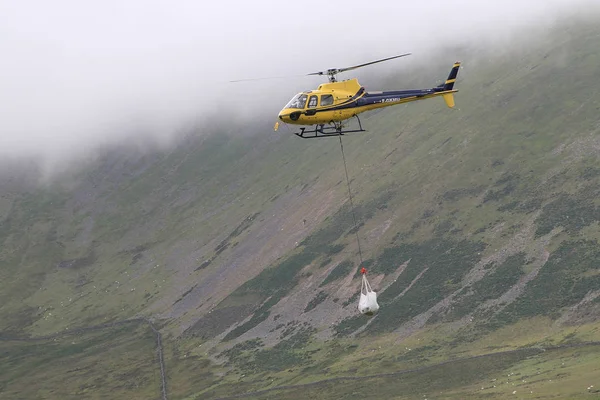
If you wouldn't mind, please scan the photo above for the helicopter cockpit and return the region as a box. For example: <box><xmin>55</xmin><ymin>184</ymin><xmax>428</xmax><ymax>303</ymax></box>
<box><xmin>284</xmin><ymin>93</ymin><xmax>308</xmax><ymax>109</ymax></box>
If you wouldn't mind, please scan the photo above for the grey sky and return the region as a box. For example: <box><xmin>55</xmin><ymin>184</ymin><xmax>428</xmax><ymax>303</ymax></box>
<box><xmin>1</xmin><ymin>0</ymin><xmax>598</xmax><ymax>168</ymax></box>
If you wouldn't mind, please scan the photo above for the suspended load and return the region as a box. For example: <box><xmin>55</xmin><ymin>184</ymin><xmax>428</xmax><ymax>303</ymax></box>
<box><xmin>358</xmin><ymin>268</ymin><xmax>379</xmax><ymax>316</ymax></box>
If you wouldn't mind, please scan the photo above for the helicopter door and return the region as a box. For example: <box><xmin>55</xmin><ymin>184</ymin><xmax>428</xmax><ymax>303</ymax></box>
<box><xmin>305</xmin><ymin>95</ymin><xmax>318</xmax><ymax>115</ymax></box>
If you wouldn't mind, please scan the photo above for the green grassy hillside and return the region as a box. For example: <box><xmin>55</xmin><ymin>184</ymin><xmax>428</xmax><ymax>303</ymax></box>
<box><xmin>1</xmin><ymin>20</ymin><xmax>600</xmax><ymax>399</ymax></box>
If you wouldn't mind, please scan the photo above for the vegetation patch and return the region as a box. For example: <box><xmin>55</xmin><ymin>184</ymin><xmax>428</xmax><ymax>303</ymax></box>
<box><xmin>304</xmin><ymin>291</ymin><xmax>328</xmax><ymax>313</ymax></box>
<box><xmin>213</xmin><ymin>190</ymin><xmax>395</xmax><ymax>341</ymax></box>
<box><xmin>334</xmin><ymin>314</ymin><xmax>369</xmax><ymax>336</ymax></box>
<box><xmin>494</xmin><ymin>173</ymin><xmax>520</xmax><ymax>187</ymax></box>
<box><xmin>346</xmin><ymin>221</ymin><xmax>365</xmax><ymax>236</ymax></box>
<box><xmin>194</xmin><ymin>258</ymin><xmax>212</xmax><ymax>271</ymax></box>
<box><xmin>255</xmin><ymin>347</ymin><xmax>543</xmax><ymax>400</ymax></box>
<box><xmin>497</xmin><ymin>201</ymin><xmax>519</xmax><ymax>212</ymax></box>
<box><xmin>319</xmin><ymin>257</ymin><xmax>332</xmax><ymax>268</ymax></box>
<box><xmin>326</xmin><ymin>244</ymin><xmax>345</xmax><ymax>255</ymax></box>
<box><xmin>364</xmin><ymin>238</ymin><xmax>486</xmax><ymax>334</ymax></box>
<box><xmin>342</xmin><ymin>292</ymin><xmax>360</xmax><ymax>307</ymax></box>
<box><xmin>222</xmin><ymin>328</ymin><xmax>316</xmax><ymax>374</ymax></box>
<box><xmin>56</xmin><ymin>252</ymin><xmax>97</xmax><ymax>269</ymax></box>
<box><xmin>319</xmin><ymin>260</ymin><xmax>354</xmax><ymax>287</ymax></box>
<box><xmin>483</xmin><ymin>181</ymin><xmax>518</xmax><ymax>203</ymax></box>
<box><xmin>518</xmin><ymin>197</ymin><xmax>544</xmax><ymax>213</ymax></box>
<box><xmin>0</xmin><ymin>324</ymin><xmax>160</xmax><ymax>399</ymax></box>
<box><xmin>184</xmin><ymin>304</ymin><xmax>256</xmax><ymax>339</ymax></box>
<box><xmin>441</xmin><ymin>186</ymin><xmax>485</xmax><ymax>202</ymax></box>
<box><xmin>433</xmin><ymin>220</ymin><xmax>458</xmax><ymax>236</ymax></box>
<box><xmin>214</xmin><ymin>212</ymin><xmax>261</xmax><ymax>255</ymax></box>
<box><xmin>490</xmin><ymin>239</ymin><xmax>600</xmax><ymax>326</ymax></box>
<box><xmin>220</xmin><ymin>338</ymin><xmax>264</xmax><ymax>365</ymax></box>
<box><xmin>581</xmin><ymin>166</ymin><xmax>600</xmax><ymax>180</ymax></box>
<box><xmin>443</xmin><ymin>253</ymin><xmax>527</xmax><ymax>321</ymax></box>
<box><xmin>534</xmin><ymin>194</ymin><xmax>599</xmax><ymax>237</ymax></box>
<box><xmin>223</xmin><ymin>250</ymin><xmax>318</xmax><ymax>341</ymax></box>
<box><xmin>172</xmin><ymin>285</ymin><xmax>197</xmax><ymax>306</ymax></box>
<box><xmin>301</xmin><ymin>189</ymin><xmax>395</xmax><ymax>254</ymax></box>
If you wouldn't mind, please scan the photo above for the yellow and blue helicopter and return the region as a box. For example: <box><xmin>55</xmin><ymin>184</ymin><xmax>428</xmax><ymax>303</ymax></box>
<box><xmin>269</xmin><ymin>54</ymin><xmax>461</xmax><ymax>138</ymax></box>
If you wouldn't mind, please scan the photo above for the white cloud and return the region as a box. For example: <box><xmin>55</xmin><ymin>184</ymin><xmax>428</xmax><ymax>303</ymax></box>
<box><xmin>0</xmin><ymin>0</ymin><xmax>598</xmax><ymax>165</ymax></box>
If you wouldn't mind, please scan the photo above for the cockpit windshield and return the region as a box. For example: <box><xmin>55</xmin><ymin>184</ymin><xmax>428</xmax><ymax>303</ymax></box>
<box><xmin>285</xmin><ymin>93</ymin><xmax>308</xmax><ymax>109</ymax></box>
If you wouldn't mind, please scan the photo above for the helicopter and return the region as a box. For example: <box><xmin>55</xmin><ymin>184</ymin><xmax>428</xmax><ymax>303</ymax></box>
<box><xmin>265</xmin><ymin>54</ymin><xmax>461</xmax><ymax>138</ymax></box>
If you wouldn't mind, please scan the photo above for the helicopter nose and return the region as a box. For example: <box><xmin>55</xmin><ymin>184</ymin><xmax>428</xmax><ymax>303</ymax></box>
<box><xmin>278</xmin><ymin>112</ymin><xmax>290</xmax><ymax>123</ymax></box>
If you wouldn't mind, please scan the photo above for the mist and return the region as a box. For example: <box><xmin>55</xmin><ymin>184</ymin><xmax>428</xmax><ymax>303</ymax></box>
<box><xmin>1</xmin><ymin>0</ymin><xmax>599</xmax><ymax>175</ymax></box>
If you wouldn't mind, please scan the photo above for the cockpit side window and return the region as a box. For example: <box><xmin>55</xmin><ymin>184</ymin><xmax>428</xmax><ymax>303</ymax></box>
<box><xmin>307</xmin><ymin>95</ymin><xmax>318</xmax><ymax>108</ymax></box>
<box><xmin>320</xmin><ymin>94</ymin><xmax>334</xmax><ymax>106</ymax></box>
<box><xmin>285</xmin><ymin>94</ymin><xmax>308</xmax><ymax>109</ymax></box>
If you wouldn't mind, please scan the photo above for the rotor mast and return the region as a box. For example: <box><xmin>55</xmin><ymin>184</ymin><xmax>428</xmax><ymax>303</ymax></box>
<box><xmin>326</xmin><ymin>69</ymin><xmax>339</xmax><ymax>83</ymax></box>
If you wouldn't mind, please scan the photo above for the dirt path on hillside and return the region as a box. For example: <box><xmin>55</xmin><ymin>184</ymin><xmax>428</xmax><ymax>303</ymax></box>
<box><xmin>0</xmin><ymin>318</ymin><xmax>168</xmax><ymax>400</ymax></box>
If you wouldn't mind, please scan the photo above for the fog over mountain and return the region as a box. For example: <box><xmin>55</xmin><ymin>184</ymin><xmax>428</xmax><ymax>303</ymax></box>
<box><xmin>1</xmin><ymin>0</ymin><xmax>599</xmax><ymax>172</ymax></box>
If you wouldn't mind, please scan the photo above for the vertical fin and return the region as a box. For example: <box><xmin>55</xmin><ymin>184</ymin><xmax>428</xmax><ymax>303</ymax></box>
<box><xmin>443</xmin><ymin>62</ymin><xmax>461</xmax><ymax>91</ymax></box>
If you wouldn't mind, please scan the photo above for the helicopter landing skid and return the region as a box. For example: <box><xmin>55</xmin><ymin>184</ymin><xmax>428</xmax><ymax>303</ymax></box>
<box><xmin>294</xmin><ymin>115</ymin><xmax>366</xmax><ymax>139</ymax></box>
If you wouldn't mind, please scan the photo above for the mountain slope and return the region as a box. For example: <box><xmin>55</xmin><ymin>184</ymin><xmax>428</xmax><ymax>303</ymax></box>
<box><xmin>1</xmin><ymin>20</ymin><xmax>600</xmax><ymax>400</ymax></box>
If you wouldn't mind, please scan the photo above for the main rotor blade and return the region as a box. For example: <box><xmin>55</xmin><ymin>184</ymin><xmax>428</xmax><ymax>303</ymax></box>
<box><xmin>337</xmin><ymin>53</ymin><xmax>412</xmax><ymax>73</ymax></box>
<box><xmin>232</xmin><ymin>53</ymin><xmax>412</xmax><ymax>82</ymax></box>
<box><xmin>229</xmin><ymin>74</ymin><xmax>307</xmax><ymax>83</ymax></box>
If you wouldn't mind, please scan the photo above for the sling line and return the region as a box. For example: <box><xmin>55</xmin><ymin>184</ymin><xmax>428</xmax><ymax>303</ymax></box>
<box><xmin>338</xmin><ymin>136</ymin><xmax>364</xmax><ymax>266</ymax></box>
